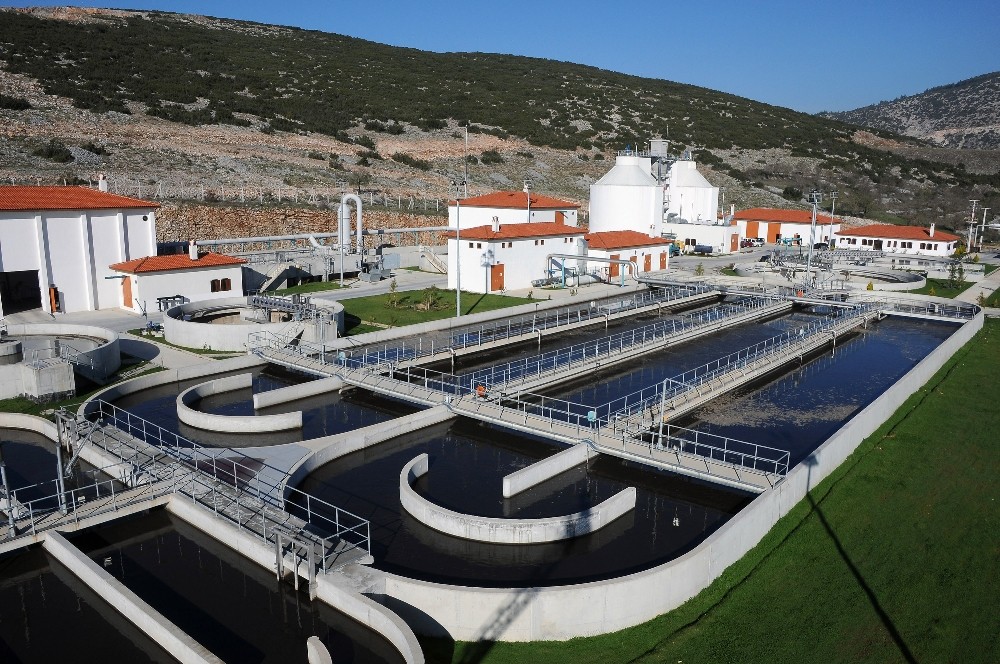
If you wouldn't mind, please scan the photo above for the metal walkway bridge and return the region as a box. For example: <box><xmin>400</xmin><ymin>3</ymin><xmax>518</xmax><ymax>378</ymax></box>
<box><xmin>1</xmin><ymin>404</ymin><xmax>371</xmax><ymax>591</ymax></box>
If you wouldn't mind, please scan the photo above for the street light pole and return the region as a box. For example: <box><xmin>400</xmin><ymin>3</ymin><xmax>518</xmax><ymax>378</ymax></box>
<box><xmin>454</xmin><ymin>179</ymin><xmax>464</xmax><ymax>317</ymax></box>
<box><xmin>806</xmin><ymin>189</ymin><xmax>822</xmax><ymax>281</ymax></box>
<box><xmin>524</xmin><ymin>179</ymin><xmax>532</xmax><ymax>223</ymax></box>
<box><xmin>826</xmin><ymin>190</ymin><xmax>838</xmax><ymax>247</ymax></box>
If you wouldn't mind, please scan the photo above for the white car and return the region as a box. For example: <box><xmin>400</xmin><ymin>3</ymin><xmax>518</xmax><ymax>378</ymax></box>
<box><xmin>750</xmin><ymin>238</ymin><xmax>765</xmax><ymax>247</ymax></box>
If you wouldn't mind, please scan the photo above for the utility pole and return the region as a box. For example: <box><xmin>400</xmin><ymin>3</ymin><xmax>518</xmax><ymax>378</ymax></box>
<box><xmin>462</xmin><ymin>125</ymin><xmax>469</xmax><ymax>199</ymax></box>
<box><xmin>968</xmin><ymin>200</ymin><xmax>979</xmax><ymax>252</ymax></box>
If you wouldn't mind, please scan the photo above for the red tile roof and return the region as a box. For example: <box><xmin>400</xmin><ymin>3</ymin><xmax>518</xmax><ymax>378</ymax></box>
<box><xmin>448</xmin><ymin>223</ymin><xmax>584</xmax><ymax>241</ymax></box>
<box><xmin>0</xmin><ymin>186</ymin><xmax>159</xmax><ymax>211</ymax></box>
<box><xmin>454</xmin><ymin>191</ymin><xmax>580</xmax><ymax>210</ymax></box>
<box><xmin>835</xmin><ymin>224</ymin><xmax>959</xmax><ymax>242</ymax></box>
<box><xmin>585</xmin><ymin>230</ymin><xmax>671</xmax><ymax>250</ymax></box>
<box><xmin>110</xmin><ymin>252</ymin><xmax>246</xmax><ymax>274</ymax></box>
<box><xmin>734</xmin><ymin>207</ymin><xmax>835</xmax><ymax>225</ymax></box>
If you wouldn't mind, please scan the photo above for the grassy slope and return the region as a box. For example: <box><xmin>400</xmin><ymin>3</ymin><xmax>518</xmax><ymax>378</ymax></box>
<box><xmin>430</xmin><ymin>319</ymin><xmax>1000</xmax><ymax>663</ymax></box>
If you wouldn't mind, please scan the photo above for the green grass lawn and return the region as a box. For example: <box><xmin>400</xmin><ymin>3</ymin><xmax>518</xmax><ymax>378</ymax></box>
<box><xmin>982</xmin><ymin>263</ymin><xmax>999</xmax><ymax>276</ymax></box>
<box><xmin>342</xmin><ymin>287</ymin><xmax>530</xmax><ymax>330</ymax></box>
<box><xmin>907</xmin><ymin>278</ymin><xmax>972</xmax><ymax>298</ymax></box>
<box><xmin>126</xmin><ymin>329</ymin><xmax>237</xmax><ymax>357</ymax></box>
<box><xmin>426</xmin><ymin>319</ymin><xmax>1000</xmax><ymax>663</ymax></box>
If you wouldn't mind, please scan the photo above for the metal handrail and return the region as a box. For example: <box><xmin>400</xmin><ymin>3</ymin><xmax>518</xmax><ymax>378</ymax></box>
<box><xmin>82</xmin><ymin>400</ymin><xmax>372</xmax><ymax>556</ymax></box>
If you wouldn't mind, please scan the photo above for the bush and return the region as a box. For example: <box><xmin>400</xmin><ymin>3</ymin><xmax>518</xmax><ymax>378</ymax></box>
<box><xmin>33</xmin><ymin>140</ymin><xmax>74</xmax><ymax>163</ymax></box>
<box><xmin>0</xmin><ymin>94</ymin><xmax>31</xmax><ymax>110</ymax></box>
<box><xmin>480</xmin><ymin>149</ymin><xmax>504</xmax><ymax>165</ymax></box>
<box><xmin>80</xmin><ymin>141</ymin><xmax>108</xmax><ymax>155</ymax></box>
<box><xmin>391</xmin><ymin>152</ymin><xmax>431</xmax><ymax>170</ymax></box>
<box><xmin>782</xmin><ymin>186</ymin><xmax>803</xmax><ymax>201</ymax></box>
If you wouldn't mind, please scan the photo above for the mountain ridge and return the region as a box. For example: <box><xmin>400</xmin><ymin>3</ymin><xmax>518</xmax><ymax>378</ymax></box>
<box><xmin>821</xmin><ymin>71</ymin><xmax>1000</xmax><ymax>149</ymax></box>
<box><xmin>0</xmin><ymin>7</ymin><xmax>997</xmax><ymax>237</ymax></box>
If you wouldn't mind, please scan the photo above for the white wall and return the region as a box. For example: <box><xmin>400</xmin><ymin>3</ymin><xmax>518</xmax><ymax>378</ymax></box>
<box><xmin>588</xmin><ymin>246</ymin><xmax>670</xmax><ymax>275</ymax></box>
<box><xmin>0</xmin><ymin>207</ymin><xmax>156</xmax><ymax>315</ymax></box>
<box><xmin>127</xmin><ymin>264</ymin><xmax>245</xmax><ymax>314</ymax></box>
<box><xmin>447</xmin><ymin>235</ymin><xmax>582</xmax><ymax>292</ymax></box>
<box><xmin>836</xmin><ymin>234</ymin><xmax>956</xmax><ymax>256</ymax></box>
<box><xmin>448</xmin><ymin>205</ymin><xmax>577</xmax><ymax>229</ymax></box>
<box><xmin>663</xmin><ymin>223</ymin><xmax>737</xmax><ymax>254</ymax></box>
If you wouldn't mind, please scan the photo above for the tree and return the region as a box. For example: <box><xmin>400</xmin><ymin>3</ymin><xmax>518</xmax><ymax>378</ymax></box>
<box><xmin>694</xmin><ymin>262</ymin><xmax>705</xmax><ymax>277</ymax></box>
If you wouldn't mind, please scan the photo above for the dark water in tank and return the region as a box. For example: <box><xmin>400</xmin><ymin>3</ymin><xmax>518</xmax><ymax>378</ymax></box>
<box><xmin>69</xmin><ymin>510</ymin><xmax>404</xmax><ymax>664</ymax></box>
<box><xmin>296</xmin><ymin>312</ymin><xmax>958</xmax><ymax>587</ymax></box>
<box><xmin>0</xmin><ymin>429</ymin><xmax>121</xmax><ymax>508</ymax></box>
<box><xmin>110</xmin><ymin>366</ymin><xmax>419</xmax><ymax>447</ymax></box>
<box><xmin>295</xmin><ymin>417</ymin><xmax>752</xmax><ymax>587</ymax></box>
<box><xmin>0</xmin><ymin>549</ymin><xmax>177</xmax><ymax>662</ymax></box>
<box><xmin>548</xmin><ymin>313</ymin><xmax>959</xmax><ymax>466</ymax></box>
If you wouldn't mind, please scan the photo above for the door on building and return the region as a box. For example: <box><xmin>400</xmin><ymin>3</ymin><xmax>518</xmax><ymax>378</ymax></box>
<box><xmin>768</xmin><ymin>225</ymin><xmax>780</xmax><ymax>244</ymax></box>
<box><xmin>746</xmin><ymin>221</ymin><xmax>759</xmax><ymax>240</ymax></box>
<box><xmin>0</xmin><ymin>270</ymin><xmax>42</xmax><ymax>315</ymax></box>
<box><xmin>490</xmin><ymin>264</ymin><xmax>504</xmax><ymax>292</ymax></box>
<box><xmin>730</xmin><ymin>234</ymin><xmax>739</xmax><ymax>252</ymax></box>
<box><xmin>873</xmin><ymin>240</ymin><xmax>883</xmax><ymax>251</ymax></box>
<box><xmin>122</xmin><ymin>276</ymin><xmax>133</xmax><ymax>308</ymax></box>
<box><xmin>609</xmin><ymin>254</ymin><xmax>620</xmax><ymax>278</ymax></box>
<box><xmin>643</xmin><ymin>254</ymin><xmax>651</xmax><ymax>272</ymax></box>
<box><xmin>659</xmin><ymin>252</ymin><xmax>667</xmax><ymax>269</ymax></box>
<box><xmin>630</xmin><ymin>255</ymin><xmax>638</xmax><ymax>278</ymax></box>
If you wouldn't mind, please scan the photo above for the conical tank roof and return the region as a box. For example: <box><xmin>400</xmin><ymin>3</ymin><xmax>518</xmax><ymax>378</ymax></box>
<box><xmin>593</xmin><ymin>155</ymin><xmax>658</xmax><ymax>187</ymax></box>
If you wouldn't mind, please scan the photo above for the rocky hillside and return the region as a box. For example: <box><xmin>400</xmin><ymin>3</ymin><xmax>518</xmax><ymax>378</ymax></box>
<box><xmin>0</xmin><ymin>7</ymin><xmax>998</xmax><ymax>239</ymax></box>
<box><xmin>822</xmin><ymin>72</ymin><xmax>1000</xmax><ymax>149</ymax></box>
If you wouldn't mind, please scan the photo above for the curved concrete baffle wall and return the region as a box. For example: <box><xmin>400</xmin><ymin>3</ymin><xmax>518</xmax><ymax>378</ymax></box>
<box><xmin>400</xmin><ymin>453</ymin><xmax>636</xmax><ymax>544</ymax></box>
<box><xmin>176</xmin><ymin>373</ymin><xmax>302</xmax><ymax>433</ymax></box>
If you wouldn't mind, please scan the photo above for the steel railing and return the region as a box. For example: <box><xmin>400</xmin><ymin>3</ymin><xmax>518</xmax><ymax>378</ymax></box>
<box><xmin>72</xmin><ymin>401</ymin><xmax>372</xmax><ymax>560</ymax></box>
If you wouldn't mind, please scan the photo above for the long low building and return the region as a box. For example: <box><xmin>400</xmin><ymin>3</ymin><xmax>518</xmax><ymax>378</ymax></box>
<box><xmin>732</xmin><ymin>208</ymin><xmax>842</xmax><ymax>246</ymax></box>
<box><xmin>835</xmin><ymin>223</ymin><xmax>958</xmax><ymax>257</ymax></box>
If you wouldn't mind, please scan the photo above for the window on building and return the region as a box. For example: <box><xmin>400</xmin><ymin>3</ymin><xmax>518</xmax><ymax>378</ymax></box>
<box><xmin>468</xmin><ymin>242</ymin><xmax>474</xmax><ymax>248</ymax></box>
<box><xmin>221</xmin><ymin>278</ymin><xmax>231</xmax><ymax>292</ymax></box>
<box><xmin>210</xmin><ymin>279</ymin><xmax>221</xmax><ymax>292</ymax></box>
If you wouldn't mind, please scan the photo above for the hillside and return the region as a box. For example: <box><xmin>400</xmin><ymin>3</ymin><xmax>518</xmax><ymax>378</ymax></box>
<box><xmin>822</xmin><ymin>72</ymin><xmax>1000</xmax><ymax>149</ymax></box>
<box><xmin>0</xmin><ymin>7</ymin><xmax>997</xmax><ymax>240</ymax></box>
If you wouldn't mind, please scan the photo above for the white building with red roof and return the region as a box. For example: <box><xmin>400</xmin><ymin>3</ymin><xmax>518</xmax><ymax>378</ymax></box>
<box><xmin>584</xmin><ymin>230</ymin><xmax>675</xmax><ymax>278</ymax></box>
<box><xmin>447</xmin><ymin>220</ymin><xmax>585</xmax><ymax>293</ymax></box>
<box><xmin>448</xmin><ymin>190</ymin><xmax>580</xmax><ymax>230</ymax></box>
<box><xmin>0</xmin><ymin>185</ymin><xmax>158</xmax><ymax>315</ymax></box>
<box><xmin>731</xmin><ymin>208</ymin><xmax>842</xmax><ymax>246</ymax></box>
<box><xmin>109</xmin><ymin>245</ymin><xmax>247</xmax><ymax>314</ymax></box>
<box><xmin>834</xmin><ymin>224</ymin><xmax>958</xmax><ymax>257</ymax></box>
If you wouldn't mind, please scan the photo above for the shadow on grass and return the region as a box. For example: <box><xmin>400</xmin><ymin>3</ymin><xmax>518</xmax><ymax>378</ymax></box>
<box><xmin>462</xmin><ymin>293</ymin><xmax>488</xmax><ymax>316</ymax></box>
<box><xmin>803</xmin><ymin>455</ymin><xmax>916</xmax><ymax>663</ymax></box>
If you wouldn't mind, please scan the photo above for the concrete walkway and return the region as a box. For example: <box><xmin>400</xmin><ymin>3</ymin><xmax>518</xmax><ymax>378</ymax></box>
<box><xmin>956</xmin><ymin>266</ymin><xmax>1000</xmax><ymax>317</ymax></box>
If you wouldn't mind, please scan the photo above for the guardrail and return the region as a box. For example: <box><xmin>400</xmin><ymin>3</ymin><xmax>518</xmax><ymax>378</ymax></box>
<box><xmin>80</xmin><ymin>401</ymin><xmax>372</xmax><ymax>560</ymax></box>
<box><xmin>328</xmin><ymin>284</ymin><xmax>719</xmax><ymax>369</ymax></box>
<box><xmin>461</xmin><ymin>296</ymin><xmax>782</xmax><ymax>390</ymax></box>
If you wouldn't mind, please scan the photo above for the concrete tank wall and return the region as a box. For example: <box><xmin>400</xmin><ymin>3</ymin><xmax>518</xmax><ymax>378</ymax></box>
<box><xmin>163</xmin><ymin>297</ymin><xmax>344</xmax><ymax>352</ymax></box>
<box><xmin>400</xmin><ymin>453</ymin><xmax>636</xmax><ymax>544</ymax></box>
<box><xmin>176</xmin><ymin>373</ymin><xmax>303</xmax><ymax>433</ymax></box>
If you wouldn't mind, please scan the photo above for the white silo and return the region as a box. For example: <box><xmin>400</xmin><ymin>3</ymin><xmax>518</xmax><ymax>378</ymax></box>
<box><xmin>665</xmin><ymin>160</ymin><xmax>719</xmax><ymax>225</ymax></box>
<box><xmin>589</xmin><ymin>153</ymin><xmax>663</xmax><ymax>237</ymax></box>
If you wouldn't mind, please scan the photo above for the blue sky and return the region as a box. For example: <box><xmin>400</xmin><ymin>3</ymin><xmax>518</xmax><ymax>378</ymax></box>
<box><xmin>7</xmin><ymin>0</ymin><xmax>999</xmax><ymax>113</ymax></box>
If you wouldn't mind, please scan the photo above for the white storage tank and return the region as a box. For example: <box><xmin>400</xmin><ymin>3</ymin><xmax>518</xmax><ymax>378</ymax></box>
<box><xmin>589</xmin><ymin>154</ymin><xmax>663</xmax><ymax>237</ymax></box>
